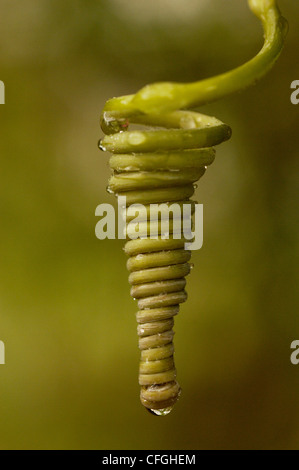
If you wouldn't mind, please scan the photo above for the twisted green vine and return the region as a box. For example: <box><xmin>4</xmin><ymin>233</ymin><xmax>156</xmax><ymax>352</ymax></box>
<box><xmin>99</xmin><ymin>0</ymin><xmax>287</xmax><ymax>415</ymax></box>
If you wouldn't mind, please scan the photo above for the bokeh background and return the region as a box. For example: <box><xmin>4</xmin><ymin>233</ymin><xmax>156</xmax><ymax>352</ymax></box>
<box><xmin>0</xmin><ymin>0</ymin><xmax>298</xmax><ymax>450</ymax></box>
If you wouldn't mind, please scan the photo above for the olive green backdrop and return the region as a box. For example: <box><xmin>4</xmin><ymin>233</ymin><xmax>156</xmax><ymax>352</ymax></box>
<box><xmin>0</xmin><ymin>0</ymin><xmax>298</xmax><ymax>449</ymax></box>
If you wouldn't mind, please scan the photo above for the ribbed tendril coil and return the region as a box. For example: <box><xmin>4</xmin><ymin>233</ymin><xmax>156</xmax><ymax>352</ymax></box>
<box><xmin>99</xmin><ymin>108</ymin><xmax>231</xmax><ymax>414</ymax></box>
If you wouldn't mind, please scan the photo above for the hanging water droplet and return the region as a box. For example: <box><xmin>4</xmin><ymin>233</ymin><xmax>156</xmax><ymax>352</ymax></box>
<box><xmin>148</xmin><ymin>406</ymin><xmax>173</xmax><ymax>416</ymax></box>
<box><xmin>189</xmin><ymin>263</ymin><xmax>194</xmax><ymax>270</ymax></box>
<box><xmin>193</xmin><ymin>184</ymin><xmax>198</xmax><ymax>189</ymax></box>
<box><xmin>98</xmin><ymin>139</ymin><xmax>106</xmax><ymax>152</ymax></box>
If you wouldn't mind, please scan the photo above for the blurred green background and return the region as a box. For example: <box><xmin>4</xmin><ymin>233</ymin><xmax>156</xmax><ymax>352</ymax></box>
<box><xmin>0</xmin><ymin>0</ymin><xmax>298</xmax><ymax>450</ymax></box>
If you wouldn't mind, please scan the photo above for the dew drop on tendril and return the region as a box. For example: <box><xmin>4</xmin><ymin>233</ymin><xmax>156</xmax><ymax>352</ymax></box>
<box><xmin>98</xmin><ymin>139</ymin><xmax>106</xmax><ymax>152</ymax></box>
<box><xmin>106</xmin><ymin>186</ymin><xmax>114</xmax><ymax>194</ymax></box>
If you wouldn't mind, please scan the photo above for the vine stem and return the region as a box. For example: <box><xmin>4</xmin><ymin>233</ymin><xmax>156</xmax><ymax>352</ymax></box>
<box><xmin>101</xmin><ymin>0</ymin><xmax>287</xmax><ymax>123</ymax></box>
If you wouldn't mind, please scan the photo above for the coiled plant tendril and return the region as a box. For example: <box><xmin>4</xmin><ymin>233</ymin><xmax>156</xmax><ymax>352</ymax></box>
<box><xmin>99</xmin><ymin>0</ymin><xmax>287</xmax><ymax>415</ymax></box>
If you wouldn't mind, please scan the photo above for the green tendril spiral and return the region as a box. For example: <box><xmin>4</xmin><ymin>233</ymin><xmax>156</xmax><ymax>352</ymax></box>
<box><xmin>99</xmin><ymin>0</ymin><xmax>286</xmax><ymax>415</ymax></box>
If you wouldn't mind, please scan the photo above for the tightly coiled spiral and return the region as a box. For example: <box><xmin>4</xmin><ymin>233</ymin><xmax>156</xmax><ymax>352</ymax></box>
<box><xmin>98</xmin><ymin>0</ymin><xmax>286</xmax><ymax>414</ymax></box>
<box><xmin>99</xmin><ymin>111</ymin><xmax>231</xmax><ymax>414</ymax></box>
